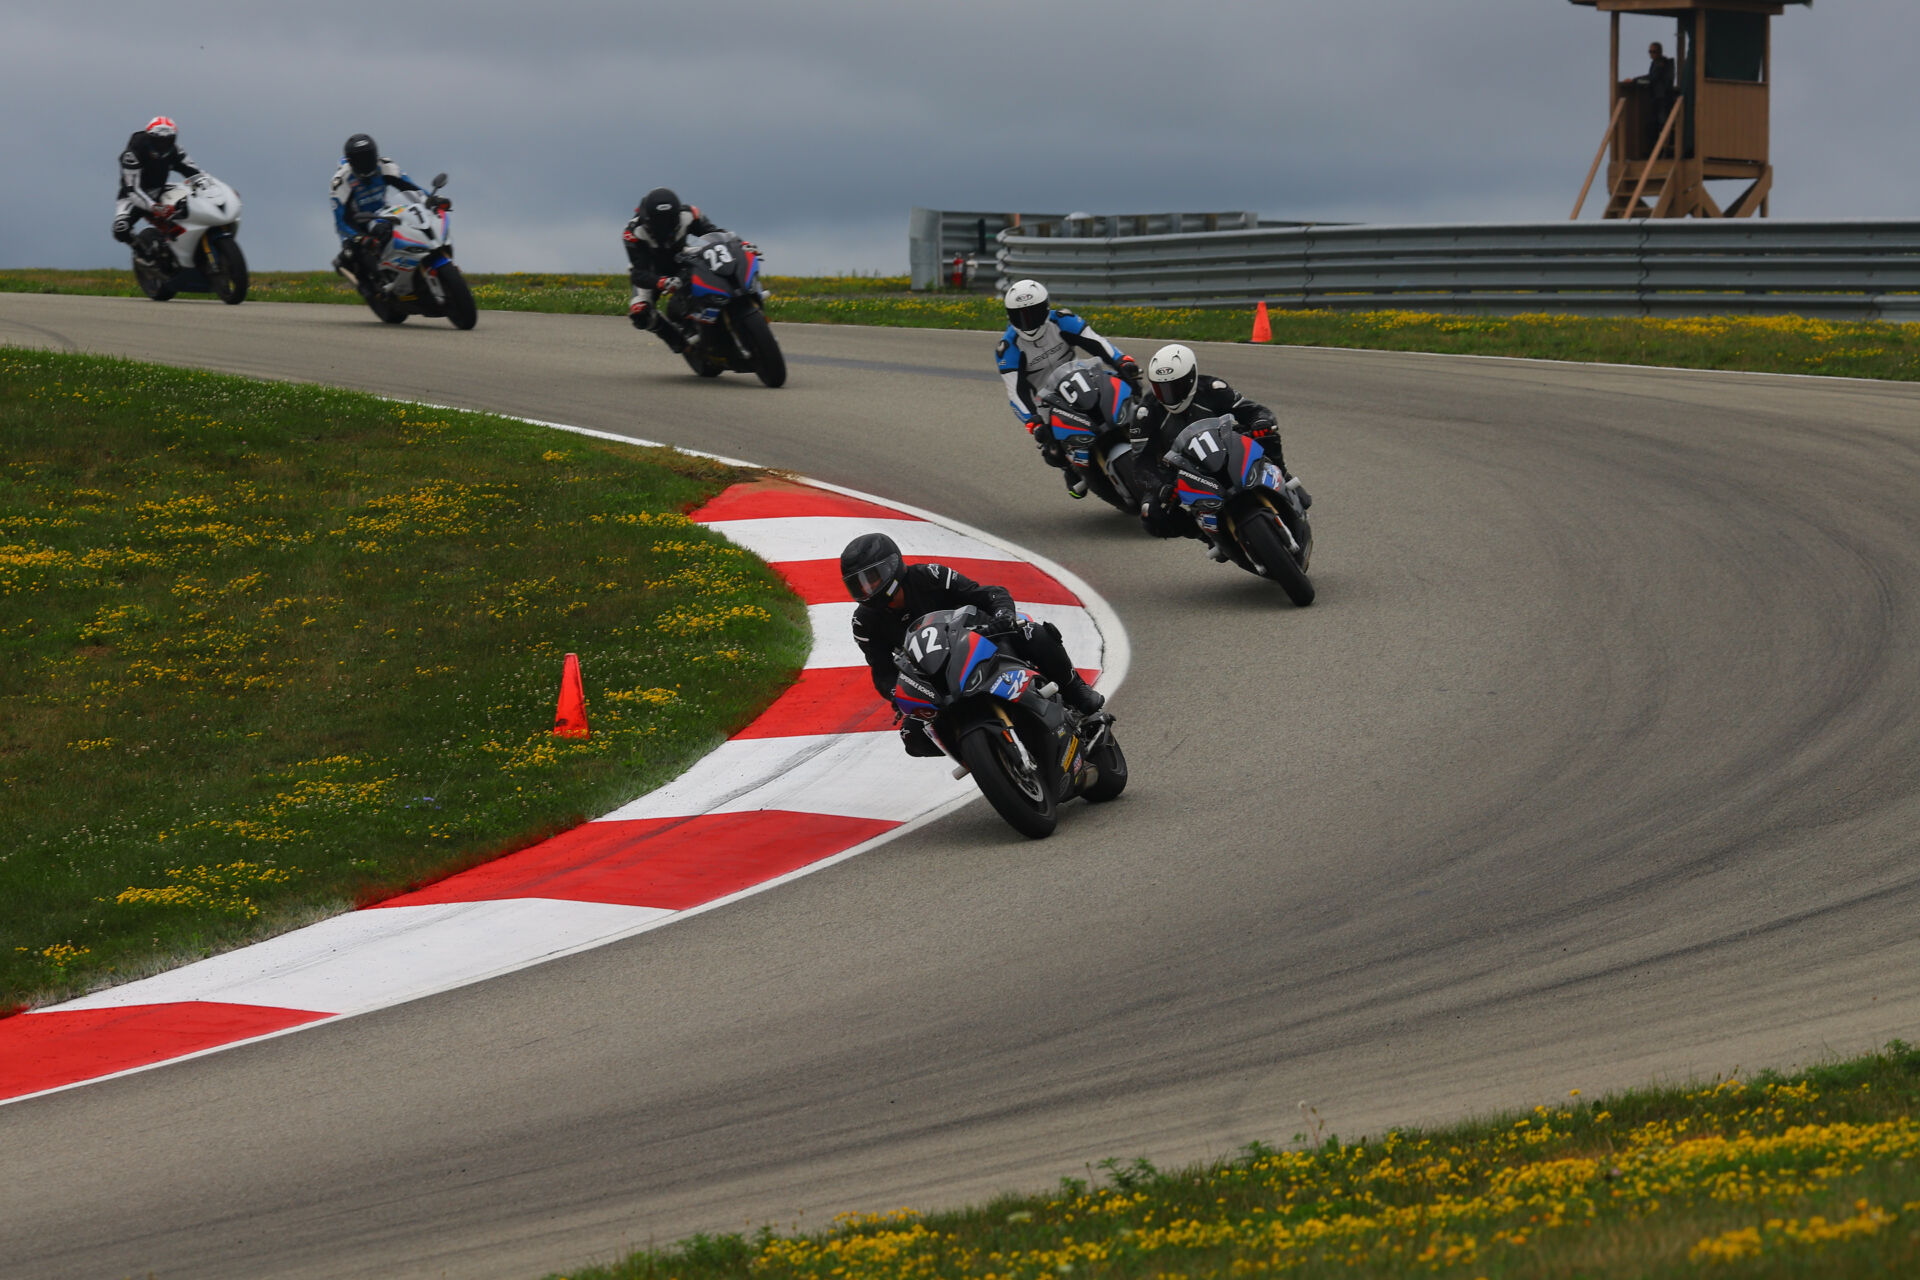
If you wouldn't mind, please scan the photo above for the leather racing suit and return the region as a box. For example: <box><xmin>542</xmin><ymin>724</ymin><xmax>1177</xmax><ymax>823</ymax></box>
<box><xmin>852</xmin><ymin>562</ymin><xmax>1101</xmax><ymax>754</ymax></box>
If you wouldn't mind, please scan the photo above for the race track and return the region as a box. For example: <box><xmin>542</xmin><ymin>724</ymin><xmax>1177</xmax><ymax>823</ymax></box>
<box><xmin>3</xmin><ymin>293</ymin><xmax>1918</xmax><ymax>1280</ymax></box>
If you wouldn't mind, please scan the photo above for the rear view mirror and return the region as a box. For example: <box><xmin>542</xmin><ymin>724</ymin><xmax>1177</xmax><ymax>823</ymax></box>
<box><xmin>431</xmin><ymin>173</ymin><xmax>449</xmax><ymax>190</ymax></box>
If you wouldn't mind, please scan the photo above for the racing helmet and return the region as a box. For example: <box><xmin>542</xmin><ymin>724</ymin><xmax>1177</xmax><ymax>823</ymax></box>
<box><xmin>343</xmin><ymin>134</ymin><xmax>380</xmax><ymax>176</ymax></box>
<box><xmin>143</xmin><ymin>116</ymin><xmax>178</xmax><ymax>157</ymax></box>
<box><xmin>1005</xmin><ymin>279</ymin><xmax>1051</xmax><ymax>338</ymax></box>
<box><xmin>1148</xmin><ymin>343</ymin><xmax>1201</xmax><ymax>413</ymax></box>
<box><xmin>841</xmin><ymin>532</ymin><xmax>906</xmax><ymax>606</ymax></box>
<box><xmin>640</xmin><ymin>187</ymin><xmax>684</xmax><ymax>242</ymax></box>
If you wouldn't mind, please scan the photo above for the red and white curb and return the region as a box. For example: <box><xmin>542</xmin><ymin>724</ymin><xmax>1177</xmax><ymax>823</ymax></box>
<box><xmin>0</xmin><ymin>451</ymin><xmax>1127</xmax><ymax>1106</ymax></box>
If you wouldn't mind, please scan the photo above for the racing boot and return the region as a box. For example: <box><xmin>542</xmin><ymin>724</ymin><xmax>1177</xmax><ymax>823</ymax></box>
<box><xmin>1062</xmin><ymin>676</ymin><xmax>1105</xmax><ymax>716</ymax></box>
<box><xmin>650</xmin><ymin>313</ymin><xmax>689</xmax><ymax>355</ymax></box>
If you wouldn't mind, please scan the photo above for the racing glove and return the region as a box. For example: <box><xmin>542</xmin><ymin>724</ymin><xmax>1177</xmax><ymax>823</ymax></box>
<box><xmin>1117</xmin><ymin>354</ymin><xmax>1141</xmax><ymax>388</ymax></box>
<box><xmin>656</xmin><ymin>275</ymin><xmax>682</xmax><ymax>294</ymax></box>
<box><xmin>151</xmin><ymin>203</ymin><xmax>175</xmax><ymax>222</ymax></box>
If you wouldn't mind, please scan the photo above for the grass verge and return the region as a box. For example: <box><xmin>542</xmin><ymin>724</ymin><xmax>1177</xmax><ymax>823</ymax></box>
<box><xmin>0</xmin><ymin>347</ymin><xmax>808</xmax><ymax>1010</ymax></box>
<box><xmin>550</xmin><ymin>1042</ymin><xmax>1920</xmax><ymax>1279</ymax></box>
<box><xmin>6</xmin><ymin>269</ymin><xmax>1920</xmax><ymax>381</ymax></box>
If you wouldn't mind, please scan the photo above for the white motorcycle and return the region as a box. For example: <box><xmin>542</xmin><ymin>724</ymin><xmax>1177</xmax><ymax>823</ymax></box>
<box><xmin>130</xmin><ymin>172</ymin><xmax>248</xmax><ymax>304</ymax></box>
<box><xmin>332</xmin><ymin>173</ymin><xmax>477</xmax><ymax>330</ymax></box>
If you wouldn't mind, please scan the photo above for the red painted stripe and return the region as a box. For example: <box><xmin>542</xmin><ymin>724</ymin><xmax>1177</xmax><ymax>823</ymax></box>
<box><xmin>372</xmin><ymin>811</ymin><xmax>899</xmax><ymax>911</ymax></box>
<box><xmin>0</xmin><ymin>1002</ymin><xmax>330</xmax><ymax>1102</ymax></box>
<box><xmin>774</xmin><ymin>557</ymin><xmax>1084</xmax><ymax>607</ymax></box>
<box><xmin>736</xmin><ymin>666</ymin><xmax>893</xmax><ymax>738</ymax></box>
<box><xmin>690</xmin><ymin>478</ymin><xmax>921</xmax><ymax>524</ymax></box>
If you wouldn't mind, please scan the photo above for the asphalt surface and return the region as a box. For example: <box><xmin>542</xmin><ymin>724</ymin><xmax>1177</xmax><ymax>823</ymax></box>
<box><xmin>4</xmin><ymin>293</ymin><xmax>1918</xmax><ymax>1280</ymax></box>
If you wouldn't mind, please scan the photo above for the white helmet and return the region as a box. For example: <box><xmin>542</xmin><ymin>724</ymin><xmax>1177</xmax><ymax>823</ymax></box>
<box><xmin>1148</xmin><ymin>343</ymin><xmax>1200</xmax><ymax>413</ymax></box>
<box><xmin>1005</xmin><ymin>279</ymin><xmax>1051</xmax><ymax>337</ymax></box>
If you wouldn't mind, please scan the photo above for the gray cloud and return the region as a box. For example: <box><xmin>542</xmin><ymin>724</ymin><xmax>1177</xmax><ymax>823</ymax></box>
<box><xmin>4</xmin><ymin>1</ymin><xmax>1910</xmax><ymax>275</ymax></box>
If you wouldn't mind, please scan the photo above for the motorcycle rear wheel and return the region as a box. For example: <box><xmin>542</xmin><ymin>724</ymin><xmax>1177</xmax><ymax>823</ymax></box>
<box><xmin>1083</xmin><ymin>464</ymin><xmax>1131</xmax><ymax>514</ymax></box>
<box><xmin>436</xmin><ymin>263</ymin><xmax>478</xmax><ymax>330</ymax></box>
<box><xmin>206</xmin><ymin>236</ymin><xmax>248</xmax><ymax>305</ymax></box>
<box><xmin>960</xmin><ymin>721</ymin><xmax>1058</xmax><ymax>838</ymax></box>
<box><xmin>132</xmin><ymin>255</ymin><xmax>176</xmax><ymax>302</ymax></box>
<box><xmin>733</xmin><ymin>307</ymin><xmax>787</xmax><ymax>388</ymax></box>
<box><xmin>1238</xmin><ymin>508</ymin><xmax>1315</xmax><ymax>607</ymax></box>
<box><xmin>1083</xmin><ymin>735</ymin><xmax>1128</xmax><ymax>802</ymax></box>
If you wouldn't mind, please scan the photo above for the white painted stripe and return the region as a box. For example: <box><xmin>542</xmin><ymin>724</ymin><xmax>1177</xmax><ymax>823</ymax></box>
<box><xmin>804</xmin><ymin>602</ymin><xmax>1099</xmax><ymax>673</ymax></box>
<box><xmin>806</xmin><ymin>604</ymin><xmax>863</xmax><ymax>669</ymax></box>
<box><xmin>702</xmin><ymin>516</ymin><xmax>1014</xmax><ymax>566</ymax></box>
<box><xmin>50</xmin><ymin>899</ymin><xmax>669</xmax><ymax>1015</ymax></box>
<box><xmin>598</xmin><ymin>732</ymin><xmax>978</xmax><ymax>823</ymax></box>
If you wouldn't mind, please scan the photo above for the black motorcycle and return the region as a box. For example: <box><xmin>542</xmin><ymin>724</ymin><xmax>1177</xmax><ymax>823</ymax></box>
<box><xmin>1166</xmin><ymin>417</ymin><xmax>1315</xmax><ymax>606</ymax></box>
<box><xmin>891</xmin><ymin>606</ymin><xmax>1124</xmax><ymax>838</ymax></box>
<box><xmin>664</xmin><ymin>232</ymin><xmax>785</xmax><ymax>387</ymax></box>
<box><xmin>1037</xmin><ymin>358</ymin><xmax>1146</xmax><ymax>514</ymax></box>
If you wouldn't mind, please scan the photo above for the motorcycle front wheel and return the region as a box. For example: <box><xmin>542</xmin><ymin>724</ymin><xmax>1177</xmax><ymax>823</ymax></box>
<box><xmin>960</xmin><ymin>719</ymin><xmax>1058</xmax><ymax>838</ymax></box>
<box><xmin>1237</xmin><ymin>508</ymin><xmax>1315</xmax><ymax>607</ymax></box>
<box><xmin>733</xmin><ymin>306</ymin><xmax>787</xmax><ymax>388</ymax></box>
<box><xmin>205</xmin><ymin>235</ymin><xmax>248</xmax><ymax>305</ymax></box>
<box><xmin>435</xmin><ymin>264</ymin><xmax>478</xmax><ymax>330</ymax></box>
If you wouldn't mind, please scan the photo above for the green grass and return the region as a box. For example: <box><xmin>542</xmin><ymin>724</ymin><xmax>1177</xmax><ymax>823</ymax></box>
<box><xmin>0</xmin><ymin>347</ymin><xmax>808</xmax><ymax>1010</ymax></box>
<box><xmin>7</xmin><ymin>269</ymin><xmax>1920</xmax><ymax>381</ymax></box>
<box><xmin>550</xmin><ymin>1042</ymin><xmax>1920</xmax><ymax>1280</ymax></box>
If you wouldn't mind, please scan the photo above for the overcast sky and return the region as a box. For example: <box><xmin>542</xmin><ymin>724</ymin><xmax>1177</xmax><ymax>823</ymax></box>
<box><xmin>6</xmin><ymin>1</ymin><xmax>1912</xmax><ymax>276</ymax></box>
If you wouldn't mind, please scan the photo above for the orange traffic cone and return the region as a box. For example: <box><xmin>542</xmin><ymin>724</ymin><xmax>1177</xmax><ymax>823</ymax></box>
<box><xmin>552</xmin><ymin>652</ymin><xmax>589</xmax><ymax>739</ymax></box>
<box><xmin>1251</xmin><ymin>300</ymin><xmax>1273</xmax><ymax>344</ymax></box>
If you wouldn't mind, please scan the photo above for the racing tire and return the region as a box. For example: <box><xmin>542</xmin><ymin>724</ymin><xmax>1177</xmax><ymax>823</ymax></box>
<box><xmin>684</xmin><ymin>348</ymin><xmax>724</xmax><ymax>377</ymax></box>
<box><xmin>367</xmin><ymin>290</ymin><xmax>407</xmax><ymax>324</ymax></box>
<box><xmin>1083</xmin><ymin>735</ymin><xmax>1129</xmax><ymax>802</ymax></box>
<box><xmin>132</xmin><ymin>256</ymin><xmax>176</xmax><ymax>302</ymax></box>
<box><xmin>1083</xmin><ymin>465</ymin><xmax>1131</xmax><ymax>515</ymax></box>
<box><xmin>207</xmin><ymin>235</ymin><xmax>249</xmax><ymax>305</ymax></box>
<box><xmin>734</xmin><ymin>307</ymin><xmax>787</xmax><ymax>388</ymax></box>
<box><xmin>960</xmin><ymin>721</ymin><xmax>1058</xmax><ymax>839</ymax></box>
<box><xmin>436</xmin><ymin>264</ymin><xmax>478</xmax><ymax>330</ymax></box>
<box><xmin>1238</xmin><ymin>509</ymin><xmax>1315</xmax><ymax>607</ymax></box>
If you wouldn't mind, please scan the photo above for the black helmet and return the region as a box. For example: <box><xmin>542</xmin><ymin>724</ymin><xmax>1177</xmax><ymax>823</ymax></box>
<box><xmin>640</xmin><ymin>186</ymin><xmax>683</xmax><ymax>242</ymax></box>
<box><xmin>344</xmin><ymin>134</ymin><xmax>379</xmax><ymax>177</ymax></box>
<box><xmin>841</xmin><ymin>533</ymin><xmax>905</xmax><ymax>605</ymax></box>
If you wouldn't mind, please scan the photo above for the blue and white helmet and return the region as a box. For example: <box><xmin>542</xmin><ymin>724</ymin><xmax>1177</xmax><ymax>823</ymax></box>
<box><xmin>1005</xmin><ymin>279</ymin><xmax>1050</xmax><ymax>338</ymax></box>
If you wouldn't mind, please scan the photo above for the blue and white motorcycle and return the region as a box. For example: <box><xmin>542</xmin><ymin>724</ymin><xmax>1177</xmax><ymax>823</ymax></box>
<box><xmin>1037</xmin><ymin>357</ymin><xmax>1146</xmax><ymax>515</ymax></box>
<box><xmin>335</xmin><ymin>173</ymin><xmax>476</xmax><ymax>330</ymax></box>
<box><xmin>1166</xmin><ymin>417</ymin><xmax>1315</xmax><ymax>606</ymax></box>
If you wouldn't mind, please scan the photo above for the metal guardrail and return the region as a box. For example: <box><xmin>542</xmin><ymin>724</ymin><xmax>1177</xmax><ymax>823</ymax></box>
<box><xmin>994</xmin><ymin>220</ymin><xmax>1920</xmax><ymax>319</ymax></box>
<box><xmin>909</xmin><ymin>208</ymin><xmax>1262</xmax><ymax>292</ymax></box>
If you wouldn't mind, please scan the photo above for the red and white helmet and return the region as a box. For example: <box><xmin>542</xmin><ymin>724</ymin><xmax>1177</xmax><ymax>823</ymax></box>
<box><xmin>144</xmin><ymin>116</ymin><xmax>177</xmax><ymax>139</ymax></box>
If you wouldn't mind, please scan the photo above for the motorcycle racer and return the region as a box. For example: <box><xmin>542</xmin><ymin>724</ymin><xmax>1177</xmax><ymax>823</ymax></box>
<box><xmin>1130</xmin><ymin>343</ymin><xmax>1311</xmax><ymax>542</ymax></box>
<box><xmin>112</xmin><ymin>117</ymin><xmax>201</xmax><ymax>245</ymax></box>
<box><xmin>622</xmin><ymin>186</ymin><xmax>729</xmax><ymax>355</ymax></box>
<box><xmin>841</xmin><ymin>533</ymin><xmax>1105</xmax><ymax>756</ymax></box>
<box><xmin>997</xmin><ymin>280</ymin><xmax>1141</xmax><ymax>494</ymax></box>
<box><xmin>329</xmin><ymin>134</ymin><xmax>428</xmax><ymax>288</ymax></box>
